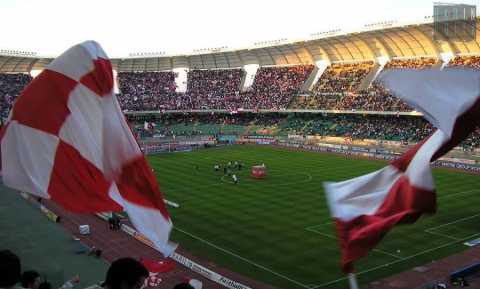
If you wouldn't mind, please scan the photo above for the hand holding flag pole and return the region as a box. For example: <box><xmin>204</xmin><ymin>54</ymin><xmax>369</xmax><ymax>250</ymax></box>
<box><xmin>348</xmin><ymin>273</ymin><xmax>359</xmax><ymax>289</ymax></box>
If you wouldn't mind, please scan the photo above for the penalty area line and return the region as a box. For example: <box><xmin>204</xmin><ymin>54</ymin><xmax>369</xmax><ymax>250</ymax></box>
<box><xmin>309</xmin><ymin>231</ymin><xmax>480</xmax><ymax>289</ymax></box>
<box><xmin>174</xmin><ymin>226</ymin><xmax>311</xmax><ymax>289</ymax></box>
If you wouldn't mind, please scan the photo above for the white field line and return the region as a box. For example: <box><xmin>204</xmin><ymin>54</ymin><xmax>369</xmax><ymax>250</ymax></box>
<box><xmin>424</xmin><ymin>229</ymin><xmax>461</xmax><ymax>241</ymax></box>
<box><xmin>174</xmin><ymin>227</ymin><xmax>310</xmax><ymax>289</ymax></box>
<box><xmin>306</xmin><ymin>226</ymin><xmax>403</xmax><ymax>260</ymax></box>
<box><xmin>309</xmin><ymin>231</ymin><xmax>480</xmax><ymax>289</ymax></box>
<box><xmin>437</xmin><ymin>189</ymin><xmax>480</xmax><ymax>199</ymax></box>
<box><xmin>426</xmin><ymin>212</ymin><xmax>480</xmax><ymax>231</ymax></box>
<box><xmin>371</xmin><ymin>248</ymin><xmax>404</xmax><ymax>260</ymax></box>
<box><xmin>308</xmin><ymin>205</ymin><xmax>480</xmax><ymax>288</ymax></box>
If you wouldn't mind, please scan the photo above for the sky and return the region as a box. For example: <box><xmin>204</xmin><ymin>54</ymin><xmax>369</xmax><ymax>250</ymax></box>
<box><xmin>0</xmin><ymin>0</ymin><xmax>479</xmax><ymax>57</ymax></box>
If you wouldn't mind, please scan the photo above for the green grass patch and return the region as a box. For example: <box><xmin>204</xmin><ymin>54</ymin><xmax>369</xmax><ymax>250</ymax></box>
<box><xmin>147</xmin><ymin>145</ymin><xmax>480</xmax><ymax>289</ymax></box>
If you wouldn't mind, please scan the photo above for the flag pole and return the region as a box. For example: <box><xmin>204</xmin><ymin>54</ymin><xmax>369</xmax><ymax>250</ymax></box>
<box><xmin>348</xmin><ymin>273</ymin><xmax>359</xmax><ymax>289</ymax></box>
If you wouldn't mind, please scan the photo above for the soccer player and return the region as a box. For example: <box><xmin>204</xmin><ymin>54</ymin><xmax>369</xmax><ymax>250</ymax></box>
<box><xmin>232</xmin><ymin>174</ymin><xmax>238</xmax><ymax>184</ymax></box>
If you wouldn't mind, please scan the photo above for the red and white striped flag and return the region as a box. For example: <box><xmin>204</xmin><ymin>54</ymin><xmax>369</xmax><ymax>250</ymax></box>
<box><xmin>0</xmin><ymin>41</ymin><xmax>176</xmax><ymax>256</ymax></box>
<box><xmin>324</xmin><ymin>68</ymin><xmax>480</xmax><ymax>273</ymax></box>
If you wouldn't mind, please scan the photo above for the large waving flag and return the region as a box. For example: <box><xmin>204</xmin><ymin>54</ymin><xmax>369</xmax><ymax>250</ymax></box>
<box><xmin>0</xmin><ymin>41</ymin><xmax>176</xmax><ymax>256</ymax></box>
<box><xmin>324</xmin><ymin>68</ymin><xmax>480</xmax><ymax>273</ymax></box>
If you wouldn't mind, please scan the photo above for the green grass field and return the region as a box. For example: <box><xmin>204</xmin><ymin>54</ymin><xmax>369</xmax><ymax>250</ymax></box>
<box><xmin>147</xmin><ymin>145</ymin><xmax>480</xmax><ymax>289</ymax></box>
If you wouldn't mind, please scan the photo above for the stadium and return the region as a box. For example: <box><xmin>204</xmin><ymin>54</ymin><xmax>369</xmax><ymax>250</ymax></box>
<box><xmin>1</xmin><ymin>1</ymin><xmax>480</xmax><ymax>289</ymax></box>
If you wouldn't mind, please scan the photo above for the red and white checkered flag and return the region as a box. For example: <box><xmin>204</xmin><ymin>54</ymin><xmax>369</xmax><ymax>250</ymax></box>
<box><xmin>0</xmin><ymin>41</ymin><xmax>176</xmax><ymax>256</ymax></box>
<box><xmin>324</xmin><ymin>68</ymin><xmax>480</xmax><ymax>273</ymax></box>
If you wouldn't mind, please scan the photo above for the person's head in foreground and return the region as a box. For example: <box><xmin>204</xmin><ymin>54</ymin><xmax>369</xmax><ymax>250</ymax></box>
<box><xmin>102</xmin><ymin>258</ymin><xmax>148</xmax><ymax>289</ymax></box>
<box><xmin>0</xmin><ymin>250</ymin><xmax>21</xmax><ymax>289</ymax></box>
<box><xmin>21</xmin><ymin>271</ymin><xmax>41</xmax><ymax>289</ymax></box>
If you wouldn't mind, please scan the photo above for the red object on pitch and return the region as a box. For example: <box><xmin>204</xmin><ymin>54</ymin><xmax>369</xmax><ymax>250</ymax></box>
<box><xmin>251</xmin><ymin>165</ymin><xmax>266</xmax><ymax>179</ymax></box>
<box><xmin>141</xmin><ymin>258</ymin><xmax>176</xmax><ymax>273</ymax></box>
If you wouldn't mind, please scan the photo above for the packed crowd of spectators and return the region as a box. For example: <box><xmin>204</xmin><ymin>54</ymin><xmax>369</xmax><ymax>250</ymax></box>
<box><xmin>130</xmin><ymin>110</ymin><xmax>480</xmax><ymax>146</ymax></box>
<box><xmin>291</xmin><ymin>83</ymin><xmax>413</xmax><ymax>111</ymax></box>
<box><xmin>342</xmin><ymin>82</ymin><xmax>412</xmax><ymax>111</ymax></box>
<box><xmin>448</xmin><ymin>55</ymin><xmax>480</xmax><ymax>69</ymax></box>
<box><xmin>0</xmin><ymin>73</ymin><xmax>32</xmax><ymax>120</ymax></box>
<box><xmin>130</xmin><ymin>113</ymin><xmax>480</xmax><ymax>148</ymax></box>
<box><xmin>117</xmin><ymin>72</ymin><xmax>178</xmax><ymax>111</ymax></box>
<box><xmin>312</xmin><ymin>61</ymin><xmax>374</xmax><ymax>94</ymax></box>
<box><xmin>383</xmin><ymin>57</ymin><xmax>437</xmax><ymax>70</ymax></box>
<box><xmin>241</xmin><ymin>65</ymin><xmax>314</xmax><ymax>109</ymax></box>
<box><xmin>291</xmin><ymin>58</ymin><xmax>440</xmax><ymax>111</ymax></box>
<box><xmin>280</xmin><ymin>114</ymin><xmax>434</xmax><ymax>142</ymax></box>
<box><xmin>117</xmin><ymin>66</ymin><xmax>313</xmax><ymax>111</ymax></box>
<box><xmin>185</xmin><ymin>69</ymin><xmax>243</xmax><ymax>110</ymax></box>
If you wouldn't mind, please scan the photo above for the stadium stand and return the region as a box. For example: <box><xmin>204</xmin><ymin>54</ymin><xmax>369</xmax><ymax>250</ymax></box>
<box><xmin>290</xmin><ymin>58</ymin><xmax>438</xmax><ymax>111</ymax></box>
<box><xmin>383</xmin><ymin>57</ymin><xmax>438</xmax><ymax>69</ymax></box>
<box><xmin>4</xmin><ymin>12</ymin><xmax>480</xmax><ymax>289</ymax></box>
<box><xmin>186</xmin><ymin>69</ymin><xmax>243</xmax><ymax>110</ymax></box>
<box><xmin>117</xmin><ymin>72</ymin><xmax>177</xmax><ymax>111</ymax></box>
<box><xmin>0</xmin><ymin>73</ymin><xmax>32</xmax><ymax>119</ymax></box>
<box><xmin>448</xmin><ymin>55</ymin><xmax>480</xmax><ymax>69</ymax></box>
<box><xmin>291</xmin><ymin>83</ymin><xmax>413</xmax><ymax>111</ymax></box>
<box><xmin>133</xmin><ymin>112</ymin><xmax>480</xmax><ymax>149</ymax></box>
<box><xmin>241</xmin><ymin>65</ymin><xmax>314</xmax><ymax>109</ymax></box>
<box><xmin>312</xmin><ymin>61</ymin><xmax>374</xmax><ymax>94</ymax></box>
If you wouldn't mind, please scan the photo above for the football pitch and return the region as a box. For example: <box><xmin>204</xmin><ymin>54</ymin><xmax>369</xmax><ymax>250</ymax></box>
<box><xmin>147</xmin><ymin>145</ymin><xmax>480</xmax><ymax>289</ymax></box>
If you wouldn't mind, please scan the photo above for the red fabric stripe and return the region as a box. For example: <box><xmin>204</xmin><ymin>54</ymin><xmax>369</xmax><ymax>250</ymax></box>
<box><xmin>116</xmin><ymin>156</ymin><xmax>170</xmax><ymax>220</ymax></box>
<box><xmin>11</xmin><ymin>70</ymin><xmax>76</xmax><ymax>136</ymax></box>
<box><xmin>48</xmin><ymin>140</ymin><xmax>122</xmax><ymax>212</ymax></box>
<box><xmin>336</xmin><ymin>175</ymin><xmax>436</xmax><ymax>273</ymax></box>
<box><xmin>140</xmin><ymin>258</ymin><xmax>176</xmax><ymax>273</ymax></box>
<box><xmin>390</xmin><ymin>134</ymin><xmax>432</xmax><ymax>172</ymax></box>
<box><xmin>79</xmin><ymin>58</ymin><xmax>114</xmax><ymax>96</ymax></box>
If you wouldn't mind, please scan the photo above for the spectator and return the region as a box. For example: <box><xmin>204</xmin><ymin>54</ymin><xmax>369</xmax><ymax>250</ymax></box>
<box><xmin>0</xmin><ymin>250</ymin><xmax>22</xmax><ymax>289</ymax></box>
<box><xmin>36</xmin><ymin>276</ymin><xmax>80</xmax><ymax>289</ymax></box>
<box><xmin>0</xmin><ymin>73</ymin><xmax>32</xmax><ymax>120</ymax></box>
<box><xmin>84</xmin><ymin>258</ymin><xmax>148</xmax><ymax>289</ymax></box>
<box><xmin>21</xmin><ymin>271</ymin><xmax>41</xmax><ymax>289</ymax></box>
<box><xmin>21</xmin><ymin>270</ymin><xmax>80</xmax><ymax>289</ymax></box>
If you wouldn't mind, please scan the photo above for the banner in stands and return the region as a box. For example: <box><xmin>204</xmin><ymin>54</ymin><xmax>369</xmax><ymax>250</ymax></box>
<box><xmin>238</xmin><ymin>135</ymin><xmax>276</xmax><ymax>145</ymax></box>
<box><xmin>287</xmin><ymin>134</ymin><xmax>305</xmax><ymax>140</ymax></box>
<box><xmin>96</xmin><ymin>213</ymin><xmax>252</xmax><ymax>289</ymax></box>
<box><xmin>217</xmin><ymin>135</ymin><xmax>237</xmax><ymax>143</ymax></box>
<box><xmin>439</xmin><ymin>157</ymin><xmax>477</xmax><ymax>165</ymax></box>
<box><xmin>275</xmin><ymin>142</ymin><xmax>480</xmax><ymax>173</ymax></box>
